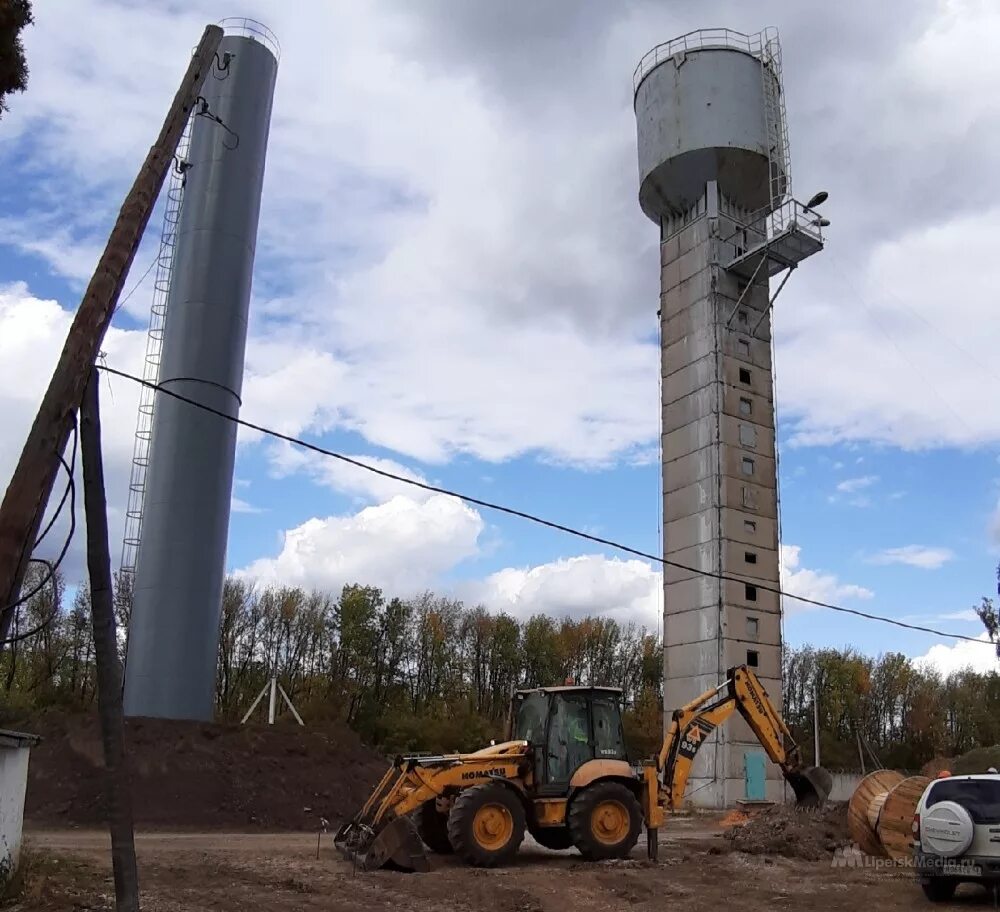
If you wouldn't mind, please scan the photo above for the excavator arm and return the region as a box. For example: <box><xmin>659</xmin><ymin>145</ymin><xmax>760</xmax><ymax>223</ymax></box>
<box><xmin>655</xmin><ymin>665</ymin><xmax>831</xmax><ymax>810</ymax></box>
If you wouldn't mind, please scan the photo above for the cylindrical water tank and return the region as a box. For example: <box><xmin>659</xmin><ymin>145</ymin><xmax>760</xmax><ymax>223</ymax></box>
<box><xmin>634</xmin><ymin>32</ymin><xmax>787</xmax><ymax>222</ymax></box>
<box><xmin>124</xmin><ymin>24</ymin><xmax>278</xmax><ymax>721</ymax></box>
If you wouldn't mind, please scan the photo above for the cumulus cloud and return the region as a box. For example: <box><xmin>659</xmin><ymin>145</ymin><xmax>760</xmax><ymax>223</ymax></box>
<box><xmin>237</xmin><ymin>494</ymin><xmax>483</xmax><ymax>595</ymax></box>
<box><xmin>914</xmin><ymin>634</ymin><xmax>999</xmax><ymax>677</ymax></box>
<box><xmin>780</xmin><ymin>545</ymin><xmax>873</xmax><ymax>612</ymax></box>
<box><xmin>836</xmin><ymin>476</ymin><xmax>879</xmax><ymax>495</ymax></box>
<box><xmin>0</xmin><ymin>283</ymin><xmax>146</xmax><ymax>579</ymax></box>
<box><xmin>472</xmin><ymin>555</ymin><xmax>660</xmax><ymax>628</ymax></box>
<box><xmin>265</xmin><ymin>440</ymin><xmax>432</xmax><ymax>505</ymax></box>
<box><xmin>868</xmin><ymin>545</ymin><xmax>955</xmax><ymax>570</ymax></box>
<box><xmin>6</xmin><ymin>0</ymin><xmax>1000</xmax><ymax>470</ymax></box>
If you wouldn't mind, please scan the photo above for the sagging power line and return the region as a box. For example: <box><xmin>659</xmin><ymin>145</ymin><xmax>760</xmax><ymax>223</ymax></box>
<box><xmin>99</xmin><ymin>363</ymin><xmax>991</xmax><ymax>647</ymax></box>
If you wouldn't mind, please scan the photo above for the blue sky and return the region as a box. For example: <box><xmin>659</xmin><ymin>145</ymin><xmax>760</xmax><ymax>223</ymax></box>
<box><xmin>1</xmin><ymin>0</ymin><xmax>999</xmax><ymax>675</ymax></box>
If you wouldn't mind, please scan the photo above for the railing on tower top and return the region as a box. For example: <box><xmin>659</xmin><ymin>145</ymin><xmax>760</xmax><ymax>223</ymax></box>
<box><xmin>633</xmin><ymin>27</ymin><xmax>780</xmax><ymax>94</ymax></box>
<box><xmin>217</xmin><ymin>17</ymin><xmax>280</xmax><ymax>61</ymax></box>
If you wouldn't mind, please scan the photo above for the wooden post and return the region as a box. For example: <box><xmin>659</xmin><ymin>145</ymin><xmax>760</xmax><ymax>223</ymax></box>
<box><xmin>0</xmin><ymin>24</ymin><xmax>223</xmax><ymax>644</ymax></box>
<box><xmin>80</xmin><ymin>370</ymin><xmax>139</xmax><ymax>912</ymax></box>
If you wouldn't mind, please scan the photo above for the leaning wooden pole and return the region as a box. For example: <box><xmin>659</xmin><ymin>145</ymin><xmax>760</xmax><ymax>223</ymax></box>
<box><xmin>0</xmin><ymin>24</ymin><xmax>223</xmax><ymax>645</ymax></box>
<box><xmin>81</xmin><ymin>370</ymin><xmax>140</xmax><ymax>912</ymax></box>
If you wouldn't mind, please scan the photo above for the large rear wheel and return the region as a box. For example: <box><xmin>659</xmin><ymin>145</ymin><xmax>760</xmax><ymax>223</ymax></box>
<box><xmin>416</xmin><ymin>799</ymin><xmax>453</xmax><ymax>854</ymax></box>
<box><xmin>447</xmin><ymin>783</ymin><xmax>526</xmax><ymax>867</ymax></box>
<box><xmin>568</xmin><ymin>782</ymin><xmax>642</xmax><ymax>861</ymax></box>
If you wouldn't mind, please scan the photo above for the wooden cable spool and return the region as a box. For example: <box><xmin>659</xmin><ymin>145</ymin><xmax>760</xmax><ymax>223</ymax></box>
<box><xmin>847</xmin><ymin>769</ymin><xmax>930</xmax><ymax>860</ymax></box>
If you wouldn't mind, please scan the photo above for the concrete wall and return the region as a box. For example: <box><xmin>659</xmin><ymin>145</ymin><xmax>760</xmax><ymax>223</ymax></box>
<box><xmin>0</xmin><ymin>747</ymin><xmax>31</xmax><ymax>883</ymax></box>
<box><xmin>828</xmin><ymin>771</ymin><xmax>864</xmax><ymax>803</ymax></box>
<box><xmin>661</xmin><ymin>184</ymin><xmax>782</xmax><ymax>809</ymax></box>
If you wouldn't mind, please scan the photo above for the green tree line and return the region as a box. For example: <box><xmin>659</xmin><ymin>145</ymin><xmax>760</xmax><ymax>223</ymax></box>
<box><xmin>1</xmin><ymin>568</ymin><xmax>997</xmax><ymax>769</ymax></box>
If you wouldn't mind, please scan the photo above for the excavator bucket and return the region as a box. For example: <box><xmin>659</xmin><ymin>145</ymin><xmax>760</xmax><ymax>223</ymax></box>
<box><xmin>334</xmin><ymin>816</ymin><xmax>430</xmax><ymax>873</ymax></box>
<box><xmin>785</xmin><ymin>765</ymin><xmax>833</xmax><ymax>807</ymax></box>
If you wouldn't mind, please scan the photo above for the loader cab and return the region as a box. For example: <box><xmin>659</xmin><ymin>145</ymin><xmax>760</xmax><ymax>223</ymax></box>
<box><xmin>510</xmin><ymin>686</ymin><xmax>628</xmax><ymax>794</ymax></box>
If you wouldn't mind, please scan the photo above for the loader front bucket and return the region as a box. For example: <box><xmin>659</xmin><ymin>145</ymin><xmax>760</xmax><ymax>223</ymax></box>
<box><xmin>334</xmin><ymin>816</ymin><xmax>430</xmax><ymax>873</ymax></box>
<box><xmin>785</xmin><ymin>765</ymin><xmax>833</xmax><ymax>807</ymax></box>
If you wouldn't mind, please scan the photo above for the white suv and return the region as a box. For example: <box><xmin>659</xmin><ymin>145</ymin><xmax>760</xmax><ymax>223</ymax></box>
<box><xmin>912</xmin><ymin>774</ymin><xmax>1000</xmax><ymax>902</ymax></box>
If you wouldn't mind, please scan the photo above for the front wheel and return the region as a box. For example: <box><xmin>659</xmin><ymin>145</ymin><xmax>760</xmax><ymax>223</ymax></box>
<box><xmin>568</xmin><ymin>782</ymin><xmax>642</xmax><ymax>861</ymax></box>
<box><xmin>920</xmin><ymin>878</ymin><xmax>957</xmax><ymax>903</ymax></box>
<box><xmin>447</xmin><ymin>783</ymin><xmax>526</xmax><ymax>867</ymax></box>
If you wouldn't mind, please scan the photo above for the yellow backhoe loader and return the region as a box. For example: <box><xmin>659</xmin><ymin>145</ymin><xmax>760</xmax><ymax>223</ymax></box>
<box><xmin>335</xmin><ymin>664</ymin><xmax>830</xmax><ymax>871</ymax></box>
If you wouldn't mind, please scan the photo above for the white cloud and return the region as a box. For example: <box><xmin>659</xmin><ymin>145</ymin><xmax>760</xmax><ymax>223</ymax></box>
<box><xmin>265</xmin><ymin>440</ymin><xmax>432</xmax><ymax>505</ymax></box>
<box><xmin>938</xmin><ymin>609</ymin><xmax>981</xmax><ymax>622</ymax></box>
<box><xmin>473</xmin><ymin>555</ymin><xmax>660</xmax><ymax>627</ymax></box>
<box><xmin>868</xmin><ymin>545</ymin><xmax>955</xmax><ymax>570</ymax></box>
<box><xmin>836</xmin><ymin>475</ymin><xmax>879</xmax><ymax>495</ymax></box>
<box><xmin>0</xmin><ymin>283</ymin><xmax>146</xmax><ymax>579</ymax></box>
<box><xmin>6</xmin><ymin>0</ymin><xmax>1000</xmax><ymax>466</ymax></box>
<box><xmin>780</xmin><ymin>545</ymin><xmax>873</xmax><ymax>612</ymax></box>
<box><xmin>914</xmin><ymin>634</ymin><xmax>999</xmax><ymax>677</ymax></box>
<box><xmin>231</xmin><ymin>497</ymin><xmax>264</xmax><ymax>515</ymax></box>
<box><xmin>237</xmin><ymin>494</ymin><xmax>483</xmax><ymax>595</ymax></box>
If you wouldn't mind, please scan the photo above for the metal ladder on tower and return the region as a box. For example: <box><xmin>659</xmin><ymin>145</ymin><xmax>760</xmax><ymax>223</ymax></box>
<box><xmin>119</xmin><ymin>116</ymin><xmax>193</xmax><ymax>580</ymax></box>
<box><xmin>759</xmin><ymin>27</ymin><xmax>791</xmax><ymax>227</ymax></box>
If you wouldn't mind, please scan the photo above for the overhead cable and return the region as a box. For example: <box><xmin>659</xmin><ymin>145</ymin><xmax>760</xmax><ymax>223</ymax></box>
<box><xmin>99</xmin><ymin>364</ymin><xmax>993</xmax><ymax>647</ymax></box>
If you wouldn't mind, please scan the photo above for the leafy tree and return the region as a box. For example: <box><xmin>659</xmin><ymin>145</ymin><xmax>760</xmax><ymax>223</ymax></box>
<box><xmin>974</xmin><ymin>563</ymin><xmax>1000</xmax><ymax>659</ymax></box>
<box><xmin>0</xmin><ymin>0</ymin><xmax>33</xmax><ymax>117</ymax></box>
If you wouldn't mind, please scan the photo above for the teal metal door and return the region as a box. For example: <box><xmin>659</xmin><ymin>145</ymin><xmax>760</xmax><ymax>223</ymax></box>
<box><xmin>744</xmin><ymin>751</ymin><xmax>766</xmax><ymax>800</ymax></box>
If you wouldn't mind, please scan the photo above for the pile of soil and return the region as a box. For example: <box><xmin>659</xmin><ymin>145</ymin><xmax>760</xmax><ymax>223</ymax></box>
<box><xmin>23</xmin><ymin>712</ymin><xmax>387</xmax><ymax>830</ymax></box>
<box><xmin>724</xmin><ymin>802</ymin><xmax>849</xmax><ymax>860</ymax></box>
<box><xmin>951</xmin><ymin>745</ymin><xmax>1000</xmax><ymax>775</ymax></box>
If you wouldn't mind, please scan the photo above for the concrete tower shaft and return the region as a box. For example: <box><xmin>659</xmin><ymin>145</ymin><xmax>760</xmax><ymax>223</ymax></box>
<box><xmin>124</xmin><ymin>28</ymin><xmax>278</xmax><ymax>721</ymax></box>
<box><xmin>634</xmin><ymin>29</ymin><xmax>823</xmax><ymax>807</ymax></box>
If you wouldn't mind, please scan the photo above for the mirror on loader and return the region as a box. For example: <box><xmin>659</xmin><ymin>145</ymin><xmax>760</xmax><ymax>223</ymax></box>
<box><xmin>510</xmin><ymin>686</ymin><xmax>628</xmax><ymax>790</ymax></box>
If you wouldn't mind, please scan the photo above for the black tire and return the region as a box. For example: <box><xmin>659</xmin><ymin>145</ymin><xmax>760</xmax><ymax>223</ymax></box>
<box><xmin>416</xmin><ymin>799</ymin><xmax>454</xmax><ymax>854</ymax></box>
<box><xmin>920</xmin><ymin>879</ymin><xmax>957</xmax><ymax>903</ymax></box>
<box><xmin>447</xmin><ymin>783</ymin><xmax>526</xmax><ymax>867</ymax></box>
<box><xmin>528</xmin><ymin>825</ymin><xmax>574</xmax><ymax>851</ymax></box>
<box><xmin>568</xmin><ymin>782</ymin><xmax>642</xmax><ymax>861</ymax></box>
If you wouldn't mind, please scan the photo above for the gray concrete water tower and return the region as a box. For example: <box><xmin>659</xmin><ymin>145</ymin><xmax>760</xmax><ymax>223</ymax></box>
<box><xmin>123</xmin><ymin>21</ymin><xmax>279</xmax><ymax>721</ymax></box>
<box><xmin>633</xmin><ymin>29</ymin><xmax>825</xmax><ymax>807</ymax></box>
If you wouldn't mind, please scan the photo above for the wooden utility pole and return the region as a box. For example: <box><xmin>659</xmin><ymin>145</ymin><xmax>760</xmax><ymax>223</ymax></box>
<box><xmin>0</xmin><ymin>24</ymin><xmax>223</xmax><ymax>645</ymax></box>
<box><xmin>80</xmin><ymin>370</ymin><xmax>139</xmax><ymax>911</ymax></box>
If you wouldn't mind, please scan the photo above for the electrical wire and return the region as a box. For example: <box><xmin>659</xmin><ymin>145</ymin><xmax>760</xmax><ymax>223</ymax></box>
<box><xmin>0</xmin><ymin>427</ymin><xmax>78</xmax><ymax>644</ymax></box>
<box><xmin>99</xmin><ymin>364</ymin><xmax>993</xmax><ymax>647</ymax></box>
<box><xmin>114</xmin><ymin>254</ymin><xmax>158</xmax><ymax>315</ymax></box>
<box><xmin>32</xmin><ymin>422</ymin><xmax>77</xmax><ymax>549</ymax></box>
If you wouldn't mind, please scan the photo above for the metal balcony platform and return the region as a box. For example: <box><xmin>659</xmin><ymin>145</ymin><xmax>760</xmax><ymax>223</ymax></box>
<box><xmin>721</xmin><ymin>198</ymin><xmax>826</xmax><ymax>280</ymax></box>
<box><xmin>724</xmin><ymin>220</ymin><xmax>824</xmax><ymax>279</ymax></box>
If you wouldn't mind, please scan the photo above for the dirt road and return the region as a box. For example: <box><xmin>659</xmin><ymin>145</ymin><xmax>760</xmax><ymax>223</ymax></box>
<box><xmin>21</xmin><ymin>825</ymin><xmax>995</xmax><ymax>911</ymax></box>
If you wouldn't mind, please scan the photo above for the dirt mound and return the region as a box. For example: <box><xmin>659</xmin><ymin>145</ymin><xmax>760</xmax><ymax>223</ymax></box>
<box><xmin>724</xmin><ymin>802</ymin><xmax>849</xmax><ymax>860</ymax></box>
<box><xmin>23</xmin><ymin>711</ymin><xmax>387</xmax><ymax>830</ymax></box>
<box><xmin>951</xmin><ymin>745</ymin><xmax>1000</xmax><ymax>775</ymax></box>
<box><xmin>920</xmin><ymin>755</ymin><xmax>955</xmax><ymax>777</ymax></box>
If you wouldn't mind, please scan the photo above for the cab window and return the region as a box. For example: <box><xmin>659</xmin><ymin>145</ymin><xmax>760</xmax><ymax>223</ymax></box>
<box><xmin>926</xmin><ymin>779</ymin><xmax>1000</xmax><ymax>825</ymax></box>
<box><xmin>547</xmin><ymin>694</ymin><xmax>591</xmax><ymax>782</ymax></box>
<box><xmin>513</xmin><ymin>693</ymin><xmax>548</xmax><ymax>744</ymax></box>
<box><xmin>592</xmin><ymin>695</ymin><xmax>627</xmax><ymax>761</ymax></box>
